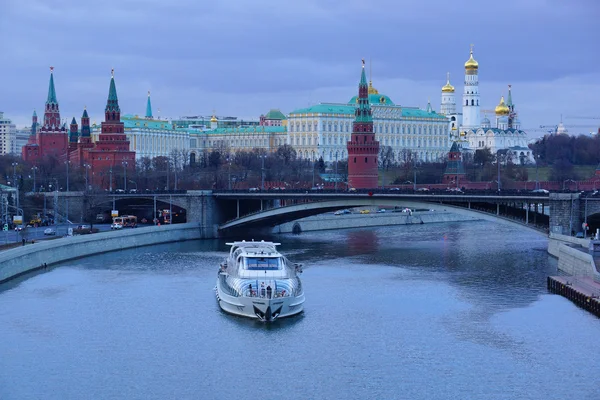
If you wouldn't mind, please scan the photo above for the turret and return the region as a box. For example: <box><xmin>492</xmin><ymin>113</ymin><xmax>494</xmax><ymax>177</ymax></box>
<box><xmin>69</xmin><ymin>117</ymin><xmax>79</xmax><ymax>143</ymax></box>
<box><xmin>81</xmin><ymin>107</ymin><xmax>91</xmax><ymax>137</ymax></box>
<box><xmin>105</xmin><ymin>69</ymin><xmax>121</xmax><ymax>122</ymax></box>
<box><xmin>440</xmin><ymin>72</ymin><xmax>456</xmax><ymax>116</ymax></box>
<box><xmin>42</xmin><ymin>66</ymin><xmax>62</xmax><ymax>131</ymax></box>
<box><xmin>31</xmin><ymin>110</ymin><xmax>38</xmax><ymax>135</ymax></box>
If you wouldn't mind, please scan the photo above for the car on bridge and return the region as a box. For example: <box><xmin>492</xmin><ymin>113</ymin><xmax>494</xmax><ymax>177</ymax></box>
<box><xmin>44</xmin><ymin>228</ymin><xmax>57</xmax><ymax>236</ymax></box>
<box><xmin>531</xmin><ymin>189</ymin><xmax>549</xmax><ymax>194</ymax></box>
<box><xmin>111</xmin><ymin>223</ymin><xmax>123</xmax><ymax>230</ymax></box>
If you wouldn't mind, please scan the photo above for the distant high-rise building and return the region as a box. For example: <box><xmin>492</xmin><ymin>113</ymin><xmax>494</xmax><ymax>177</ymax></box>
<box><xmin>0</xmin><ymin>112</ymin><xmax>17</xmax><ymax>155</ymax></box>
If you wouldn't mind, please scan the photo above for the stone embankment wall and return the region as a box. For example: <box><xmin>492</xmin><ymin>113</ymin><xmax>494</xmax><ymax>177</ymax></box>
<box><xmin>547</xmin><ymin>232</ymin><xmax>600</xmax><ymax>281</ymax></box>
<box><xmin>273</xmin><ymin>211</ymin><xmax>477</xmax><ymax>234</ymax></box>
<box><xmin>0</xmin><ymin>223</ymin><xmax>203</xmax><ymax>283</ymax></box>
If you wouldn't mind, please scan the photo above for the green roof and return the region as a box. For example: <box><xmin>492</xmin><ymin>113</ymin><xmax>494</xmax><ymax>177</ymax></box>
<box><xmin>146</xmin><ymin>92</ymin><xmax>153</xmax><ymax>118</ymax></box>
<box><xmin>192</xmin><ymin>126</ymin><xmax>286</xmax><ymax>135</ymax></box>
<box><xmin>264</xmin><ymin>109</ymin><xmax>286</xmax><ymax>120</ymax></box>
<box><xmin>47</xmin><ymin>71</ymin><xmax>58</xmax><ymax>104</ymax></box>
<box><xmin>349</xmin><ymin>93</ymin><xmax>394</xmax><ymax>106</ymax></box>
<box><xmin>121</xmin><ymin>115</ymin><xmax>175</xmax><ymax>130</ymax></box>
<box><xmin>290</xmin><ymin>103</ymin><xmax>355</xmax><ymax>115</ymax></box>
<box><xmin>105</xmin><ymin>75</ymin><xmax>120</xmax><ymax>113</ymax></box>
<box><xmin>401</xmin><ymin>108</ymin><xmax>447</xmax><ymax>119</ymax></box>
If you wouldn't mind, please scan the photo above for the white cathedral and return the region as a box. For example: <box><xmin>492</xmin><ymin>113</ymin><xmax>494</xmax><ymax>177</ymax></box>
<box><xmin>440</xmin><ymin>46</ymin><xmax>534</xmax><ymax>164</ymax></box>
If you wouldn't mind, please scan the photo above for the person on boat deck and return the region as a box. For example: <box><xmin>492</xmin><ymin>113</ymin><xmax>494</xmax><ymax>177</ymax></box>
<box><xmin>260</xmin><ymin>282</ymin><xmax>266</xmax><ymax>298</ymax></box>
<box><xmin>248</xmin><ymin>284</ymin><xmax>253</xmax><ymax>296</ymax></box>
<box><xmin>266</xmin><ymin>285</ymin><xmax>272</xmax><ymax>299</ymax></box>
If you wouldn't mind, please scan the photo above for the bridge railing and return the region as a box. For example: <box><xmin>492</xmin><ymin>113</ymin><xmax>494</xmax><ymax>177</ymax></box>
<box><xmin>213</xmin><ymin>187</ymin><xmax>554</xmax><ymax>197</ymax></box>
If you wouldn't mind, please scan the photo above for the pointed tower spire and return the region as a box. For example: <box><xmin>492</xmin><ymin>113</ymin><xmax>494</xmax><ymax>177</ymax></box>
<box><xmin>356</xmin><ymin>59</ymin><xmax>372</xmax><ymax>123</ymax></box>
<box><xmin>145</xmin><ymin>90</ymin><xmax>153</xmax><ymax>119</ymax></box>
<box><xmin>69</xmin><ymin>117</ymin><xmax>79</xmax><ymax>143</ymax></box>
<box><xmin>80</xmin><ymin>106</ymin><xmax>91</xmax><ymax>138</ymax></box>
<box><xmin>507</xmin><ymin>84</ymin><xmax>513</xmax><ymax>107</ymax></box>
<box><xmin>105</xmin><ymin>69</ymin><xmax>121</xmax><ymax>120</ymax></box>
<box><xmin>426</xmin><ymin>98</ymin><xmax>432</xmax><ymax>113</ymax></box>
<box><xmin>47</xmin><ymin>66</ymin><xmax>58</xmax><ymax>104</ymax></box>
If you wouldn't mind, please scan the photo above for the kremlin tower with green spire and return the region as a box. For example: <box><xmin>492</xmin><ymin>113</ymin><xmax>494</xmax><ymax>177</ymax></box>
<box><xmin>347</xmin><ymin>59</ymin><xmax>380</xmax><ymax>189</ymax></box>
<box><xmin>22</xmin><ymin>67</ymin><xmax>68</xmax><ymax>162</ymax></box>
<box><xmin>82</xmin><ymin>69</ymin><xmax>135</xmax><ymax>189</ymax></box>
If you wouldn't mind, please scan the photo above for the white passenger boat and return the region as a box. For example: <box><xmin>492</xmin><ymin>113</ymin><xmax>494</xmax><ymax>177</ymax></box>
<box><xmin>215</xmin><ymin>240</ymin><xmax>305</xmax><ymax>321</ymax></box>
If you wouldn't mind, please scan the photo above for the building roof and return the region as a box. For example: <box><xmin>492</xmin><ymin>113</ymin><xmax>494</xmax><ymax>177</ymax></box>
<box><xmin>290</xmin><ymin>103</ymin><xmax>355</xmax><ymax>115</ymax></box>
<box><xmin>349</xmin><ymin>93</ymin><xmax>395</xmax><ymax>106</ymax></box>
<box><xmin>121</xmin><ymin>115</ymin><xmax>175</xmax><ymax>130</ymax></box>
<box><xmin>146</xmin><ymin>91</ymin><xmax>153</xmax><ymax>118</ymax></box>
<box><xmin>401</xmin><ymin>108</ymin><xmax>447</xmax><ymax>119</ymax></box>
<box><xmin>264</xmin><ymin>109</ymin><xmax>286</xmax><ymax>120</ymax></box>
<box><xmin>47</xmin><ymin>69</ymin><xmax>58</xmax><ymax>104</ymax></box>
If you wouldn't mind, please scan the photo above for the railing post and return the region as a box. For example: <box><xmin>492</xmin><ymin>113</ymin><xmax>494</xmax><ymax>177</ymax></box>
<box><xmin>526</xmin><ymin>202</ymin><xmax>529</xmax><ymax>224</ymax></box>
<box><xmin>496</xmin><ymin>203</ymin><xmax>500</xmax><ymax>216</ymax></box>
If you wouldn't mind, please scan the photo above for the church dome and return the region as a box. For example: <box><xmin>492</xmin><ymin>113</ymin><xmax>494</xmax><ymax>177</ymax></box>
<box><xmin>442</xmin><ymin>82</ymin><xmax>455</xmax><ymax>93</ymax></box>
<box><xmin>481</xmin><ymin>116</ymin><xmax>491</xmax><ymax>127</ymax></box>
<box><xmin>210</xmin><ymin>115</ymin><xmax>218</xmax><ymax>123</ymax></box>
<box><xmin>464</xmin><ymin>49</ymin><xmax>479</xmax><ymax>71</ymax></box>
<box><xmin>495</xmin><ymin>96</ymin><xmax>510</xmax><ymax>116</ymax></box>
<box><xmin>368</xmin><ymin>81</ymin><xmax>379</xmax><ymax>95</ymax></box>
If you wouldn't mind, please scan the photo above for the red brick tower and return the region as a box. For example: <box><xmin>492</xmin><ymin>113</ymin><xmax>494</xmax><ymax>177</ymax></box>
<box><xmin>84</xmin><ymin>70</ymin><xmax>135</xmax><ymax>189</ymax></box>
<box><xmin>347</xmin><ymin>60</ymin><xmax>380</xmax><ymax>189</ymax></box>
<box><xmin>22</xmin><ymin>67</ymin><xmax>68</xmax><ymax>162</ymax></box>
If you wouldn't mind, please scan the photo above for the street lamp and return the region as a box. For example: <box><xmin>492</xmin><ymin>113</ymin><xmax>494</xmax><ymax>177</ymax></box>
<box><xmin>260</xmin><ymin>155</ymin><xmax>266</xmax><ymax>191</ymax></box>
<box><xmin>227</xmin><ymin>158</ymin><xmax>232</xmax><ymax>190</ymax></box>
<box><xmin>534</xmin><ymin>154</ymin><xmax>540</xmax><ymax>191</ymax></box>
<box><xmin>496</xmin><ymin>150</ymin><xmax>503</xmax><ymax>193</ymax></box>
<box><xmin>413</xmin><ymin>158</ymin><xmax>417</xmax><ymax>191</ymax></box>
<box><xmin>122</xmin><ymin>161</ymin><xmax>128</xmax><ymax>192</ymax></box>
<box><xmin>64</xmin><ymin>160</ymin><xmax>70</xmax><ymax>224</ymax></box>
<box><xmin>31</xmin><ymin>166</ymin><xmax>38</xmax><ymax>192</ymax></box>
<box><xmin>109</xmin><ymin>167</ymin><xmax>113</xmax><ymax>192</ymax></box>
<box><xmin>334</xmin><ymin>152</ymin><xmax>338</xmax><ymax>191</ymax></box>
<box><xmin>84</xmin><ymin>164</ymin><xmax>91</xmax><ymax>192</ymax></box>
<box><xmin>11</xmin><ymin>162</ymin><xmax>19</xmax><ymax>217</ymax></box>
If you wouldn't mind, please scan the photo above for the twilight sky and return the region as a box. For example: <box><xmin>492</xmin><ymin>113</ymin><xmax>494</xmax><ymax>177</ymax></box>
<box><xmin>1</xmin><ymin>0</ymin><xmax>599</xmax><ymax>137</ymax></box>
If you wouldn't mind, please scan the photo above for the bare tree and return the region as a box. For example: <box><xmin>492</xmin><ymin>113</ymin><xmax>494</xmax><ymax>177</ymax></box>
<box><xmin>379</xmin><ymin>146</ymin><xmax>396</xmax><ymax>170</ymax></box>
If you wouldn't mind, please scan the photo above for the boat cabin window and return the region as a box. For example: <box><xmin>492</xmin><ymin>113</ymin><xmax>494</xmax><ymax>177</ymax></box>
<box><xmin>245</xmin><ymin>257</ymin><xmax>280</xmax><ymax>270</ymax></box>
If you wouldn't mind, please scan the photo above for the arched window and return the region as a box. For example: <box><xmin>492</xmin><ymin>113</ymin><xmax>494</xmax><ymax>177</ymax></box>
<box><xmin>466</xmin><ymin>100</ymin><xmax>468</xmax><ymax>106</ymax></box>
<box><xmin>471</xmin><ymin>100</ymin><xmax>474</xmax><ymax>106</ymax></box>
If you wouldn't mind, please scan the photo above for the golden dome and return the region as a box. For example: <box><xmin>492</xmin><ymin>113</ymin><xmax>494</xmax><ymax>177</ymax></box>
<box><xmin>210</xmin><ymin>115</ymin><xmax>218</xmax><ymax>123</ymax></box>
<box><xmin>442</xmin><ymin>73</ymin><xmax>454</xmax><ymax>93</ymax></box>
<box><xmin>368</xmin><ymin>80</ymin><xmax>379</xmax><ymax>95</ymax></box>
<box><xmin>495</xmin><ymin>96</ymin><xmax>510</xmax><ymax>116</ymax></box>
<box><xmin>464</xmin><ymin>45</ymin><xmax>478</xmax><ymax>71</ymax></box>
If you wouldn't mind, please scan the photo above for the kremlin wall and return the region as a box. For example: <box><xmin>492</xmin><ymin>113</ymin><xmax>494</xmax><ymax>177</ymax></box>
<box><xmin>18</xmin><ymin>47</ymin><xmax>537</xmax><ymax>189</ymax></box>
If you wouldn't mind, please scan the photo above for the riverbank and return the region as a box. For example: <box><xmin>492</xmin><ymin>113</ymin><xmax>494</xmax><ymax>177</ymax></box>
<box><xmin>0</xmin><ymin>223</ymin><xmax>202</xmax><ymax>284</ymax></box>
<box><xmin>273</xmin><ymin>210</ymin><xmax>477</xmax><ymax>234</ymax></box>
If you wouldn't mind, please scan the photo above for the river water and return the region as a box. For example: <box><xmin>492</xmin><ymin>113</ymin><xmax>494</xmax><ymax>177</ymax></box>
<box><xmin>1</xmin><ymin>221</ymin><xmax>599</xmax><ymax>400</ymax></box>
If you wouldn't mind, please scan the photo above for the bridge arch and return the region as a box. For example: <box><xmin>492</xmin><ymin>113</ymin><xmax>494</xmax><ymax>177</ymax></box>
<box><xmin>218</xmin><ymin>198</ymin><xmax>543</xmax><ymax>234</ymax></box>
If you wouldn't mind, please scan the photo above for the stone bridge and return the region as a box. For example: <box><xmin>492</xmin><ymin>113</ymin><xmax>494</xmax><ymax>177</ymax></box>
<box><xmin>27</xmin><ymin>190</ymin><xmax>600</xmax><ymax>238</ymax></box>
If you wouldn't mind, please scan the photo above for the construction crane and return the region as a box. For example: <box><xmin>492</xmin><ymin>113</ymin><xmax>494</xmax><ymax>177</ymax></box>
<box><xmin>566</xmin><ymin>116</ymin><xmax>600</xmax><ymax>120</ymax></box>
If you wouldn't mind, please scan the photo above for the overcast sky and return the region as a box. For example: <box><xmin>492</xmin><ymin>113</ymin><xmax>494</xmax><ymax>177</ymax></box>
<box><xmin>1</xmin><ymin>0</ymin><xmax>599</xmax><ymax>137</ymax></box>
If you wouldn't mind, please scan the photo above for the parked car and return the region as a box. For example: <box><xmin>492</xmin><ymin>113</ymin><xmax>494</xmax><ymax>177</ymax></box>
<box><xmin>111</xmin><ymin>223</ymin><xmax>123</xmax><ymax>230</ymax></box>
<box><xmin>531</xmin><ymin>189</ymin><xmax>549</xmax><ymax>194</ymax></box>
<box><xmin>115</xmin><ymin>189</ymin><xmax>125</xmax><ymax>194</ymax></box>
<box><xmin>77</xmin><ymin>225</ymin><xmax>91</xmax><ymax>230</ymax></box>
<box><xmin>44</xmin><ymin>228</ymin><xmax>57</xmax><ymax>236</ymax></box>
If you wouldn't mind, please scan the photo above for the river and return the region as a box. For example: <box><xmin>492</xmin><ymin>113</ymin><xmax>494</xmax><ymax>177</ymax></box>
<box><xmin>1</xmin><ymin>220</ymin><xmax>598</xmax><ymax>400</ymax></box>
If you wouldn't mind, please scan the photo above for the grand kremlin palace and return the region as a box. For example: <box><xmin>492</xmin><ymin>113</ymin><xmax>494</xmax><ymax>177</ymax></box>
<box><xmin>184</xmin><ymin>80</ymin><xmax>449</xmax><ymax>164</ymax></box>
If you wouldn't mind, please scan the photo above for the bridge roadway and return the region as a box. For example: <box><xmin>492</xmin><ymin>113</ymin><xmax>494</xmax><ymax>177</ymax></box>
<box><xmin>212</xmin><ymin>190</ymin><xmax>551</xmax><ymax>232</ymax></box>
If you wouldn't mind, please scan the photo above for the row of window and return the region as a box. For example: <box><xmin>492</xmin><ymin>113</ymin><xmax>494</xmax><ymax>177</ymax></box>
<box><xmin>290</xmin><ymin>121</ymin><xmax>448</xmax><ymax>135</ymax></box>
